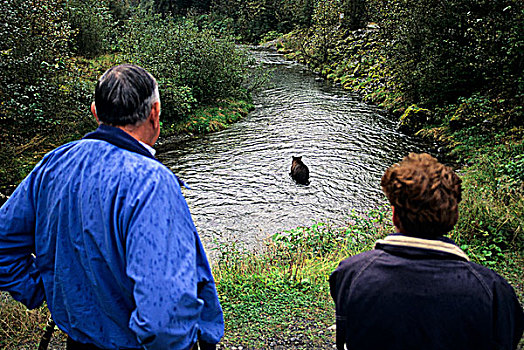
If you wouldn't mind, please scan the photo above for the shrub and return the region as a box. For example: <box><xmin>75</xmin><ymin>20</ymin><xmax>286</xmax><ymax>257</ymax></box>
<box><xmin>210</xmin><ymin>0</ymin><xmax>316</xmax><ymax>42</ymax></box>
<box><xmin>68</xmin><ymin>0</ymin><xmax>115</xmax><ymax>58</ymax></box>
<box><xmin>0</xmin><ymin>0</ymin><xmax>73</xmax><ymax>134</ymax></box>
<box><xmin>453</xmin><ymin>141</ymin><xmax>524</xmax><ymax>264</ymax></box>
<box><xmin>121</xmin><ymin>7</ymin><xmax>251</xmax><ymax>123</ymax></box>
<box><xmin>369</xmin><ymin>0</ymin><xmax>523</xmax><ymax>106</ymax></box>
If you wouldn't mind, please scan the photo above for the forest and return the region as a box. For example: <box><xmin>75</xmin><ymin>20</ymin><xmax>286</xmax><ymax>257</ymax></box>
<box><xmin>0</xmin><ymin>0</ymin><xmax>522</xmax><ymax>348</ymax></box>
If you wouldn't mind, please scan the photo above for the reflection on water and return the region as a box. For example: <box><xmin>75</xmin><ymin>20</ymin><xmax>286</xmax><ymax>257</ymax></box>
<box><xmin>159</xmin><ymin>49</ymin><xmax>431</xmax><ymax>247</ymax></box>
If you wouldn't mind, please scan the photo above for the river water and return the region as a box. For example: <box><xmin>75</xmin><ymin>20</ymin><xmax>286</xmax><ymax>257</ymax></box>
<box><xmin>159</xmin><ymin>48</ymin><xmax>431</xmax><ymax>247</ymax></box>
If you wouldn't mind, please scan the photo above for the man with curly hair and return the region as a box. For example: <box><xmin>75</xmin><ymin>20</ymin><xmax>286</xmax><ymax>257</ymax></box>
<box><xmin>330</xmin><ymin>153</ymin><xmax>523</xmax><ymax>350</ymax></box>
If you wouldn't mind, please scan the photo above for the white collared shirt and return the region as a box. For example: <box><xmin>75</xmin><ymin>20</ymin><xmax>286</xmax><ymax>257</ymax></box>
<box><xmin>139</xmin><ymin>141</ymin><xmax>156</xmax><ymax>157</ymax></box>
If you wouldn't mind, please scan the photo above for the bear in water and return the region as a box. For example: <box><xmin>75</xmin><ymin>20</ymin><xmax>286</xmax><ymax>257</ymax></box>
<box><xmin>290</xmin><ymin>156</ymin><xmax>310</xmax><ymax>185</ymax></box>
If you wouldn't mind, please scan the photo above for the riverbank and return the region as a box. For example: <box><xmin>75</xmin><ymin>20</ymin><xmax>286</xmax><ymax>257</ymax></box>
<box><xmin>214</xmin><ymin>210</ymin><xmax>523</xmax><ymax>349</ymax></box>
<box><xmin>270</xmin><ymin>27</ymin><xmax>523</xmax><ymax>261</ymax></box>
<box><xmin>1</xmin><ymin>39</ymin><xmax>523</xmax><ymax>350</ymax></box>
<box><xmin>3</xmin><ymin>206</ymin><xmax>520</xmax><ymax>349</ymax></box>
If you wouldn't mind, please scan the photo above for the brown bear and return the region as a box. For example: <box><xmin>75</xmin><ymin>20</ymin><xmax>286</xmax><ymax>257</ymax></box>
<box><xmin>290</xmin><ymin>156</ymin><xmax>310</xmax><ymax>185</ymax></box>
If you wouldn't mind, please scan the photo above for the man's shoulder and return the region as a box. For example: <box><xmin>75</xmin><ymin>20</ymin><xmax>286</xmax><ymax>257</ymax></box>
<box><xmin>335</xmin><ymin>249</ymin><xmax>383</xmax><ymax>273</ymax></box>
<box><xmin>464</xmin><ymin>260</ymin><xmax>519</xmax><ymax>294</ymax></box>
<box><xmin>79</xmin><ymin>139</ymin><xmax>167</xmax><ymax>166</ymax></box>
<box><xmin>54</xmin><ymin>139</ymin><xmax>179</xmax><ymax>186</ymax></box>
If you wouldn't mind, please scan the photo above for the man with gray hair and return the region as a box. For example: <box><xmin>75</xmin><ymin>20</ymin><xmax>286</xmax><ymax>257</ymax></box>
<box><xmin>0</xmin><ymin>64</ymin><xmax>224</xmax><ymax>349</ymax></box>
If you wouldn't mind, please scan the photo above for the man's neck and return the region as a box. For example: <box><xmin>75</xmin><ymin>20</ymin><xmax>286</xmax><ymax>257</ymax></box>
<box><xmin>115</xmin><ymin>124</ymin><xmax>155</xmax><ymax>148</ymax></box>
<box><xmin>138</xmin><ymin>140</ymin><xmax>156</xmax><ymax>156</ymax></box>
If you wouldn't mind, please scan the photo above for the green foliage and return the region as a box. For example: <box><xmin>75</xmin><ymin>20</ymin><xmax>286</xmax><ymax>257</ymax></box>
<box><xmin>0</xmin><ymin>0</ymin><xmax>74</xmax><ymax>133</ymax></box>
<box><xmin>68</xmin><ymin>0</ymin><xmax>115</xmax><ymax>58</ymax></box>
<box><xmin>210</xmin><ymin>0</ymin><xmax>316</xmax><ymax>42</ymax></box>
<box><xmin>209</xmin><ymin>0</ymin><xmax>368</xmax><ymax>43</ymax></box>
<box><xmin>191</xmin><ymin>12</ymin><xmax>236</xmax><ymax>38</ymax></box>
<box><xmin>213</xmin><ymin>209</ymin><xmax>390</xmax><ymax>347</ymax></box>
<box><xmin>273</xmin><ymin>222</ymin><xmax>342</xmax><ymax>257</ymax></box>
<box><xmin>311</xmin><ymin>0</ymin><xmax>340</xmax><ymax>28</ymax></box>
<box><xmin>173</xmin><ymin>99</ymin><xmax>253</xmax><ymax>134</ymax></box>
<box><xmin>278</xmin><ymin>0</ymin><xmax>315</xmax><ymax>29</ymax></box>
<box><xmin>399</xmin><ymin>104</ymin><xmax>432</xmax><ymax>132</ymax></box>
<box><xmin>108</xmin><ymin>0</ymin><xmax>132</xmax><ymax>22</ymax></box>
<box><xmin>500</xmin><ymin>154</ymin><xmax>524</xmax><ymax>189</ymax></box>
<box><xmin>121</xmin><ymin>7</ymin><xmax>251</xmax><ymax>123</ymax></box>
<box><xmin>260</xmin><ymin>31</ymin><xmax>285</xmax><ymax>44</ymax></box>
<box><xmin>339</xmin><ymin>0</ymin><xmax>367</xmax><ymax>30</ymax></box>
<box><xmin>453</xmin><ymin>140</ymin><xmax>524</xmax><ymax>265</ymax></box>
<box><xmin>211</xmin><ymin>0</ymin><xmax>275</xmax><ymax>42</ymax></box>
<box><xmin>271</xmin><ymin>208</ymin><xmax>391</xmax><ymax>277</ymax></box>
<box><xmin>370</xmin><ymin>0</ymin><xmax>523</xmax><ymax>106</ymax></box>
<box><xmin>149</xmin><ymin>0</ymin><xmax>211</xmax><ymax>16</ymax></box>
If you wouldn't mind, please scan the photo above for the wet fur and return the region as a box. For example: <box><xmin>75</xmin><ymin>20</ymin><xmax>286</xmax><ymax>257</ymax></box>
<box><xmin>290</xmin><ymin>156</ymin><xmax>310</xmax><ymax>185</ymax></box>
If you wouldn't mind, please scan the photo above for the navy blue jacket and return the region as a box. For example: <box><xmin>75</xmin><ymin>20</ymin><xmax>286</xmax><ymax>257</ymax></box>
<box><xmin>330</xmin><ymin>234</ymin><xmax>524</xmax><ymax>350</ymax></box>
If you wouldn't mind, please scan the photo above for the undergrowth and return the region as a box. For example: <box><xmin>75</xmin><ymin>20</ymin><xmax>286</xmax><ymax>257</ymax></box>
<box><xmin>212</xmin><ymin>208</ymin><xmax>391</xmax><ymax>348</ymax></box>
<box><xmin>1</xmin><ymin>204</ymin><xmax>522</xmax><ymax>348</ymax></box>
<box><xmin>0</xmin><ymin>294</ymin><xmax>51</xmax><ymax>349</ymax></box>
<box><xmin>213</xmin><ymin>204</ymin><xmax>523</xmax><ymax>349</ymax></box>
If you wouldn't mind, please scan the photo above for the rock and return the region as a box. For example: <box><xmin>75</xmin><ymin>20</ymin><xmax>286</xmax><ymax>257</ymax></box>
<box><xmin>399</xmin><ymin>104</ymin><xmax>432</xmax><ymax>134</ymax></box>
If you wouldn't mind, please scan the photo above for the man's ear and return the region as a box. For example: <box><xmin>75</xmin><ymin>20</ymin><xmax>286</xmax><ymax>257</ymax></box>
<box><xmin>91</xmin><ymin>102</ymin><xmax>100</xmax><ymax>124</ymax></box>
<box><xmin>149</xmin><ymin>101</ymin><xmax>161</xmax><ymax>129</ymax></box>
<box><xmin>392</xmin><ymin>206</ymin><xmax>404</xmax><ymax>233</ymax></box>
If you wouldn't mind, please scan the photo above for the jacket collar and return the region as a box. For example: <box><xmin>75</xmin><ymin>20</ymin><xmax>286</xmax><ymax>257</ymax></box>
<box><xmin>83</xmin><ymin>124</ymin><xmax>189</xmax><ymax>189</ymax></box>
<box><xmin>83</xmin><ymin>124</ymin><xmax>156</xmax><ymax>161</ymax></box>
<box><xmin>375</xmin><ymin>234</ymin><xmax>470</xmax><ymax>261</ymax></box>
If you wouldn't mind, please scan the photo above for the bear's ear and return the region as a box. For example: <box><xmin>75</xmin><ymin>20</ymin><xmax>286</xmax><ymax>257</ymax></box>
<box><xmin>293</xmin><ymin>156</ymin><xmax>302</xmax><ymax>160</ymax></box>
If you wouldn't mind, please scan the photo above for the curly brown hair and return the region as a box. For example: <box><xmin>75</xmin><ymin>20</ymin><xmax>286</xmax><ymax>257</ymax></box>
<box><xmin>381</xmin><ymin>153</ymin><xmax>462</xmax><ymax>238</ymax></box>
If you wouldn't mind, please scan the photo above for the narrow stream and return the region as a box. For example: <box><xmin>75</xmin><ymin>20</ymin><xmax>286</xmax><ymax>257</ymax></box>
<box><xmin>159</xmin><ymin>49</ymin><xmax>432</xmax><ymax>247</ymax></box>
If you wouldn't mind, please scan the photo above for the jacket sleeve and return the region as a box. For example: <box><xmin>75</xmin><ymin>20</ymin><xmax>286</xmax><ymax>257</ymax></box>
<box><xmin>491</xmin><ymin>275</ymin><xmax>524</xmax><ymax>350</ymax></box>
<box><xmin>126</xmin><ymin>171</ymin><xmax>223</xmax><ymax>349</ymax></box>
<box><xmin>0</xmin><ymin>171</ymin><xmax>45</xmax><ymax>309</ymax></box>
<box><xmin>194</xmin><ymin>236</ymin><xmax>224</xmax><ymax>345</ymax></box>
<box><xmin>329</xmin><ymin>265</ymin><xmax>348</xmax><ymax>350</ymax></box>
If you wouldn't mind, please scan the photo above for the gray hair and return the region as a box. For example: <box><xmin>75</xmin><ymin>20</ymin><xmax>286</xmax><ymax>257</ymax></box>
<box><xmin>94</xmin><ymin>64</ymin><xmax>159</xmax><ymax>126</ymax></box>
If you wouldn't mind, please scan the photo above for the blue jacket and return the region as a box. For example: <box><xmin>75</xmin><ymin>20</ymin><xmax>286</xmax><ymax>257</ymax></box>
<box><xmin>0</xmin><ymin>125</ymin><xmax>224</xmax><ymax>349</ymax></box>
<box><xmin>330</xmin><ymin>234</ymin><xmax>524</xmax><ymax>350</ymax></box>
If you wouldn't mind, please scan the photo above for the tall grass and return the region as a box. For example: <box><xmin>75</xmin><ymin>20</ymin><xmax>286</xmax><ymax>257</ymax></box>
<box><xmin>212</xmin><ymin>208</ymin><xmax>392</xmax><ymax>348</ymax></box>
<box><xmin>1</xmin><ymin>201</ymin><xmax>522</xmax><ymax>348</ymax></box>
<box><xmin>451</xmin><ymin>132</ymin><xmax>524</xmax><ymax>266</ymax></box>
<box><xmin>0</xmin><ymin>294</ymin><xmax>52</xmax><ymax>349</ymax></box>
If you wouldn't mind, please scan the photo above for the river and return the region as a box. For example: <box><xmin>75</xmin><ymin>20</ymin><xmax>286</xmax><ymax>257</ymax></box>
<box><xmin>159</xmin><ymin>48</ymin><xmax>431</xmax><ymax>248</ymax></box>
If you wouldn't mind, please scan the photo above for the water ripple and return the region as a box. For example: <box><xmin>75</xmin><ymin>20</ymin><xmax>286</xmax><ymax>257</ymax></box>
<box><xmin>159</xmin><ymin>49</ymin><xmax>430</xmax><ymax>247</ymax></box>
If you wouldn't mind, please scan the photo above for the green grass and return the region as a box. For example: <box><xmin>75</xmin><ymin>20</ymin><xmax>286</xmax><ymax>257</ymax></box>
<box><xmin>212</xmin><ymin>203</ymin><xmax>523</xmax><ymax>349</ymax></box>
<box><xmin>163</xmin><ymin>99</ymin><xmax>254</xmax><ymax>136</ymax></box>
<box><xmin>212</xmin><ymin>209</ymin><xmax>392</xmax><ymax>348</ymax></box>
<box><xmin>1</xmin><ymin>204</ymin><xmax>522</xmax><ymax>348</ymax></box>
